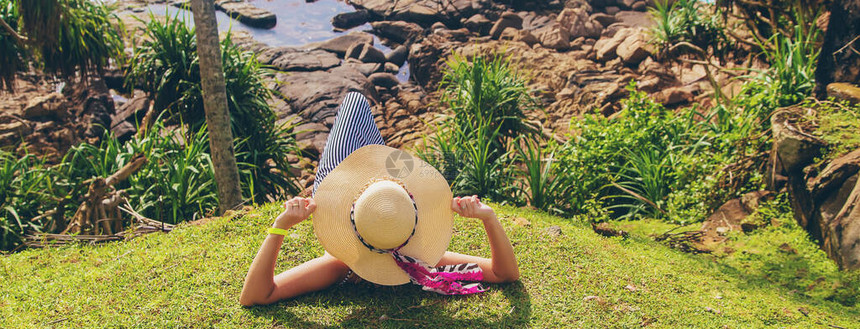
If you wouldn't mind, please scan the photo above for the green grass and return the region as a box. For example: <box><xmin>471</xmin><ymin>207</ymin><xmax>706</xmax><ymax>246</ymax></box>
<box><xmin>1</xmin><ymin>203</ymin><xmax>858</xmax><ymax>328</ymax></box>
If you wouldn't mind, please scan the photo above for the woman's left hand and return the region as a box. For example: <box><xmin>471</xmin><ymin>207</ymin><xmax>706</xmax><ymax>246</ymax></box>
<box><xmin>274</xmin><ymin>197</ymin><xmax>317</xmax><ymax>229</ymax></box>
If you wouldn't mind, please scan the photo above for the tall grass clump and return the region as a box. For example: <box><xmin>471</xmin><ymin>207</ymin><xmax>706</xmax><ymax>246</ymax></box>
<box><xmin>649</xmin><ymin>0</ymin><xmax>726</xmax><ymax>57</ymax></box>
<box><xmin>127</xmin><ymin>13</ymin><xmax>300</xmax><ymax>201</ymax></box>
<box><xmin>420</xmin><ymin>53</ymin><xmax>538</xmax><ymax>202</ymax></box>
<box><xmin>0</xmin><ymin>152</ymin><xmax>56</xmax><ymax>251</ymax></box>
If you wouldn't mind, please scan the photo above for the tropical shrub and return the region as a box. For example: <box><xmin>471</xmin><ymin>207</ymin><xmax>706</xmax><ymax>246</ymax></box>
<box><xmin>421</xmin><ymin>53</ymin><xmax>537</xmax><ymax>202</ymax></box>
<box><xmin>0</xmin><ymin>0</ymin><xmax>123</xmax><ymax>85</ymax></box>
<box><xmin>127</xmin><ymin>13</ymin><xmax>300</xmax><ymax>201</ymax></box>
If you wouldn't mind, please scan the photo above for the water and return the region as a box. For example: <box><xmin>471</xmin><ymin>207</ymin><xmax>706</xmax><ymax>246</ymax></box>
<box><xmin>124</xmin><ymin>0</ymin><xmax>410</xmax><ymax>81</ymax></box>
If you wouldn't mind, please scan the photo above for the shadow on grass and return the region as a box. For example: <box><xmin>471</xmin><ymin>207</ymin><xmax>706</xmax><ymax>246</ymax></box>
<box><xmin>248</xmin><ymin>281</ymin><xmax>531</xmax><ymax>328</ymax></box>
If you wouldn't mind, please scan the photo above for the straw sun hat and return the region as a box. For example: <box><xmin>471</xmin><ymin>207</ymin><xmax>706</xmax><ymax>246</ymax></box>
<box><xmin>313</xmin><ymin>144</ymin><xmax>454</xmax><ymax>286</ymax></box>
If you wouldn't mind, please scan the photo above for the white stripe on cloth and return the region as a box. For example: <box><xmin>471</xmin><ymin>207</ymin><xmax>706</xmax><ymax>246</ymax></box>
<box><xmin>313</xmin><ymin>92</ymin><xmax>385</xmax><ymax>196</ymax></box>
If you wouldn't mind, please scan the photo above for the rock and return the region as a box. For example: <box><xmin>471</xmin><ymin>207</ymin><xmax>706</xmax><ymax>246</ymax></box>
<box><xmin>259</xmin><ymin>47</ymin><xmax>340</xmax><ymax>71</ymax></box>
<box><xmin>0</xmin><ymin>121</ymin><xmax>31</xmax><ymax>136</ymax></box>
<box><xmin>516</xmin><ymin>29</ymin><xmax>540</xmax><ymax>46</ymax></box>
<box><xmin>803</xmin><ymin>149</ymin><xmax>860</xmax><ymax>270</ymax></box>
<box><xmin>371</xmin><ymin>21</ymin><xmax>424</xmax><ymax>43</ymax></box>
<box><xmin>111</xmin><ymin>121</ymin><xmax>136</xmax><ymax>141</ymax></box>
<box><xmin>331</xmin><ymin>10</ymin><xmax>370</xmax><ymax>30</ymax></box>
<box><xmin>605</xmin><ymin>6</ymin><xmax>621</xmax><ymax>15</ymax></box>
<box><xmin>304</xmin><ymin>31</ymin><xmax>374</xmax><ymax>57</ymax></box>
<box><xmin>276</xmin><ymin>66</ymin><xmax>375</xmax><ymax>123</ymax></box>
<box><xmin>431</xmin><ymin>21</ymin><xmax>447</xmax><ymax>31</ymax></box>
<box><xmin>351</xmin><ymin>0</ymin><xmax>455</xmax><ymax>27</ymax></box>
<box><xmin>826</xmin><ymin>82</ymin><xmax>860</xmax><ymax>104</ymax></box>
<box><xmin>614</xmin><ymin>11</ymin><xmax>654</xmax><ymax>28</ymax></box>
<box><xmin>536</xmin><ymin>23</ymin><xmax>571</xmax><ymax>50</ymax></box>
<box><xmin>500</xmin><ymin>27</ymin><xmax>520</xmax><ymax>41</ymax></box>
<box><xmin>217</xmin><ymin>1</ymin><xmax>276</xmax><ymax>29</ymax></box>
<box><xmin>343</xmin><ymin>59</ymin><xmax>382</xmax><ymax>76</ymax></box>
<box><xmin>632</xmin><ymin>1</ymin><xmax>648</xmax><ymax>11</ymax></box>
<box><xmin>369</xmin><ymin>72</ymin><xmax>400</xmax><ymax>88</ymax></box>
<box><xmin>616</xmin><ymin>28</ymin><xmax>652</xmax><ymax>65</ymax></box>
<box><xmin>557</xmin><ymin>7</ymin><xmax>602</xmax><ymax>39</ymax></box>
<box><xmin>434</xmin><ymin>27</ymin><xmax>471</xmax><ymax>42</ymax></box>
<box><xmin>544</xmin><ymin>225</ymin><xmax>562</xmax><ymax>237</ymax></box>
<box><xmin>591</xmin><ymin>13</ymin><xmax>616</xmax><ymax>27</ymax></box>
<box><xmin>23</xmin><ymin>93</ymin><xmax>67</xmax><ymax>119</ymax></box>
<box><xmin>592</xmin><ymin>222</ymin><xmax>629</xmax><ymax>238</ymax></box>
<box><xmin>385</xmin><ymin>45</ymin><xmax>409</xmax><ymax>66</ymax></box>
<box><xmin>464</xmin><ymin>14</ymin><xmax>492</xmax><ymax>35</ymax></box>
<box><xmin>771</xmin><ymin>109</ymin><xmax>827</xmax><ymax>173</ymax></box>
<box><xmin>358</xmin><ymin>45</ymin><xmax>387</xmax><ymax>63</ymax></box>
<box><xmin>490</xmin><ymin>12</ymin><xmax>524</xmax><ymax>39</ymax></box>
<box><xmin>111</xmin><ymin>91</ymin><xmax>150</xmax><ymax>128</ymax></box>
<box><xmin>345</xmin><ymin>42</ymin><xmax>369</xmax><ymax>60</ymax></box>
<box><xmin>617</xmin><ymin>0</ymin><xmax>636</xmax><ymax>9</ymax></box>
<box><xmin>595</xmin><ymin>27</ymin><xmax>634</xmax><ymax>61</ymax></box>
<box><xmin>384</xmin><ymin>62</ymin><xmax>400</xmax><ymax>73</ymax></box>
<box><xmin>294</xmin><ymin>122</ymin><xmax>328</xmax><ymax>140</ymax></box>
<box><xmin>654</xmin><ymin>85</ymin><xmax>695</xmax><ymax>106</ymax></box>
<box><xmin>601</xmin><ymin>22</ymin><xmax>627</xmax><ymax>38</ymax></box>
<box><xmin>701</xmin><ymin>198</ymin><xmax>748</xmax><ymax>237</ymax></box>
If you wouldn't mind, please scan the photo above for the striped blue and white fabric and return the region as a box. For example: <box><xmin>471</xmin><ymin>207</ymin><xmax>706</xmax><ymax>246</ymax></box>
<box><xmin>313</xmin><ymin>92</ymin><xmax>385</xmax><ymax>196</ymax></box>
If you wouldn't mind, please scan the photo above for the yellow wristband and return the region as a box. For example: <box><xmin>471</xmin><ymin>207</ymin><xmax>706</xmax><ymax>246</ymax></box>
<box><xmin>267</xmin><ymin>227</ymin><xmax>288</xmax><ymax>236</ymax></box>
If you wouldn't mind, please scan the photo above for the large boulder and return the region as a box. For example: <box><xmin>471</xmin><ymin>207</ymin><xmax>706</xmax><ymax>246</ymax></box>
<box><xmin>464</xmin><ymin>13</ymin><xmax>493</xmax><ymax>35</ymax></box>
<box><xmin>371</xmin><ymin>21</ymin><xmax>424</xmax><ymax>43</ymax></box>
<box><xmin>826</xmin><ymin>82</ymin><xmax>860</xmax><ymax>105</ymax></box>
<box><xmin>594</xmin><ymin>27</ymin><xmax>635</xmax><ymax>61</ymax></box>
<box><xmin>557</xmin><ymin>7</ymin><xmax>602</xmax><ymax>39</ymax></box>
<box><xmin>351</xmin><ymin>0</ymin><xmax>483</xmax><ymax>27</ymax></box>
<box><xmin>275</xmin><ymin>66</ymin><xmax>376</xmax><ymax>124</ymax></box>
<box><xmin>614</xmin><ymin>10</ymin><xmax>654</xmax><ymax>28</ymax></box>
<box><xmin>535</xmin><ymin>23</ymin><xmax>571</xmax><ymax>50</ymax></box>
<box><xmin>216</xmin><ymin>1</ymin><xmax>276</xmax><ymax>29</ymax></box>
<box><xmin>615</xmin><ymin>28</ymin><xmax>653</xmax><ymax>65</ymax></box>
<box><xmin>772</xmin><ymin>109</ymin><xmax>827</xmax><ymax>173</ymax></box>
<box><xmin>304</xmin><ymin>31</ymin><xmax>374</xmax><ymax>57</ymax></box>
<box><xmin>22</xmin><ymin>93</ymin><xmax>68</xmax><ymax>120</ymax></box>
<box><xmin>804</xmin><ymin>149</ymin><xmax>860</xmax><ymax>270</ymax></box>
<box><xmin>490</xmin><ymin>12</ymin><xmax>524</xmax><ymax>39</ymax></box>
<box><xmin>331</xmin><ymin>10</ymin><xmax>371</xmax><ymax>30</ymax></box>
<box><xmin>386</xmin><ymin>45</ymin><xmax>409</xmax><ymax>66</ymax></box>
<box><xmin>258</xmin><ymin>47</ymin><xmax>340</xmax><ymax>71</ymax></box>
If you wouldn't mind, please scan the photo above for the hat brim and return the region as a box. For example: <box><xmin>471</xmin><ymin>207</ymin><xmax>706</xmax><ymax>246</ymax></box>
<box><xmin>313</xmin><ymin>145</ymin><xmax>454</xmax><ymax>286</ymax></box>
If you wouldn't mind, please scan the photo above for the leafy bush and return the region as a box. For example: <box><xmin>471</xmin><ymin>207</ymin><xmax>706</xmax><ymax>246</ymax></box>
<box><xmin>127</xmin><ymin>13</ymin><xmax>300</xmax><ymax>201</ymax></box>
<box><xmin>556</xmin><ymin>84</ymin><xmax>716</xmax><ymax>220</ymax></box>
<box><xmin>514</xmin><ymin>139</ymin><xmax>572</xmax><ymax>215</ymax></box>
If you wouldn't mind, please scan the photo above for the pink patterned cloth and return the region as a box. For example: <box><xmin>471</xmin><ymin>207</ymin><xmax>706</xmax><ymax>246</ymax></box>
<box><xmin>392</xmin><ymin>252</ymin><xmax>486</xmax><ymax>295</ymax></box>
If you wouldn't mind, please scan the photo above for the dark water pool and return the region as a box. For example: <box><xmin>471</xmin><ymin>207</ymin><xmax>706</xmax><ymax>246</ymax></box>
<box><xmin>126</xmin><ymin>0</ymin><xmax>410</xmax><ymax>81</ymax></box>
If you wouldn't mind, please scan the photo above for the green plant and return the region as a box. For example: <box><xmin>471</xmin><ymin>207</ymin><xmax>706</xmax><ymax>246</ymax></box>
<box><xmin>439</xmin><ymin>52</ymin><xmax>538</xmax><ymax>158</ymax></box>
<box><xmin>0</xmin><ymin>0</ymin><xmax>23</xmax><ymax>91</ymax></box>
<box><xmin>0</xmin><ymin>151</ymin><xmax>56</xmax><ymax>251</ymax></box>
<box><xmin>515</xmin><ymin>139</ymin><xmax>571</xmax><ymax>215</ymax></box>
<box><xmin>649</xmin><ymin>0</ymin><xmax>726</xmax><ymax>57</ymax></box>
<box><xmin>127</xmin><ymin>14</ymin><xmax>300</xmax><ymax>201</ymax></box>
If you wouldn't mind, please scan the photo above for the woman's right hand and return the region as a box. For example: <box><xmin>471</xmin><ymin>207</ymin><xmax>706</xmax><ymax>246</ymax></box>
<box><xmin>274</xmin><ymin>197</ymin><xmax>317</xmax><ymax>229</ymax></box>
<box><xmin>451</xmin><ymin>195</ymin><xmax>495</xmax><ymax>221</ymax></box>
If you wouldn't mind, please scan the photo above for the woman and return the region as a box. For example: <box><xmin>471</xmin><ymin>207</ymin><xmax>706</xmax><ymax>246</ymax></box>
<box><xmin>240</xmin><ymin>92</ymin><xmax>519</xmax><ymax>306</ymax></box>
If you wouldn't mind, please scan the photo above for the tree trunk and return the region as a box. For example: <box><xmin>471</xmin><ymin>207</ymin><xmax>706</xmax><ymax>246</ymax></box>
<box><xmin>189</xmin><ymin>0</ymin><xmax>243</xmax><ymax>214</ymax></box>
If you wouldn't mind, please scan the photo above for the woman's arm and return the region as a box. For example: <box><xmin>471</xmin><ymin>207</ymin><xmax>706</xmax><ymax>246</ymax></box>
<box><xmin>440</xmin><ymin>196</ymin><xmax>520</xmax><ymax>283</ymax></box>
<box><xmin>239</xmin><ymin>197</ymin><xmax>350</xmax><ymax>306</ymax></box>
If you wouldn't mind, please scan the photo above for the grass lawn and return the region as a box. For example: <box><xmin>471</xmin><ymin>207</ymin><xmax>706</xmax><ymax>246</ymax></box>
<box><xmin>1</xmin><ymin>202</ymin><xmax>858</xmax><ymax>328</ymax></box>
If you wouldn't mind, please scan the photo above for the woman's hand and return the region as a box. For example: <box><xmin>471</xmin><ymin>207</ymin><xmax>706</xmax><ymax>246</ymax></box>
<box><xmin>273</xmin><ymin>197</ymin><xmax>317</xmax><ymax>229</ymax></box>
<box><xmin>451</xmin><ymin>195</ymin><xmax>495</xmax><ymax>221</ymax></box>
